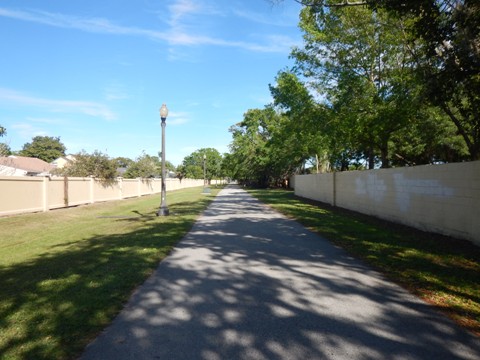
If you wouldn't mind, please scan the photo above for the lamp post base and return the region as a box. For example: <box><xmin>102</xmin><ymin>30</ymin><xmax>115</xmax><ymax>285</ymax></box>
<box><xmin>156</xmin><ymin>207</ymin><xmax>170</xmax><ymax>216</ymax></box>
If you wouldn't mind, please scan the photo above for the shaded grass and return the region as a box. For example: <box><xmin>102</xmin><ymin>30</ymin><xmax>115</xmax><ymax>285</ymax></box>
<box><xmin>247</xmin><ymin>188</ymin><xmax>480</xmax><ymax>337</ymax></box>
<box><xmin>0</xmin><ymin>186</ymin><xmax>222</xmax><ymax>360</ymax></box>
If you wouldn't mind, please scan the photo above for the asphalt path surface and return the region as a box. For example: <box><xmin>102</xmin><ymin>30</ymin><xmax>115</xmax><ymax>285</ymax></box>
<box><xmin>81</xmin><ymin>185</ymin><xmax>480</xmax><ymax>359</ymax></box>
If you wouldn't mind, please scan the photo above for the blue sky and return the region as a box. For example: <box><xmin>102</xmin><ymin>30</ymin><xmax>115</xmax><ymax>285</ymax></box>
<box><xmin>0</xmin><ymin>0</ymin><xmax>302</xmax><ymax>165</ymax></box>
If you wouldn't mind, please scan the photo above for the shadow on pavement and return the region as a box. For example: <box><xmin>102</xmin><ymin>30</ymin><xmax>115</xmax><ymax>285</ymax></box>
<box><xmin>81</xmin><ymin>186</ymin><xmax>480</xmax><ymax>360</ymax></box>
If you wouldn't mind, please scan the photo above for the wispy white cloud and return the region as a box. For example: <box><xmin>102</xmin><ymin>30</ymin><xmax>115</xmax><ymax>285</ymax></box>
<box><xmin>26</xmin><ymin>117</ymin><xmax>70</xmax><ymax>125</ymax></box>
<box><xmin>11</xmin><ymin>123</ymin><xmax>48</xmax><ymax>139</ymax></box>
<box><xmin>233</xmin><ymin>9</ymin><xmax>293</xmax><ymax>27</ymax></box>
<box><xmin>0</xmin><ymin>87</ymin><xmax>116</xmax><ymax>120</ymax></box>
<box><xmin>167</xmin><ymin>111</ymin><xmax>190</xmax><ymax>126</ymax></box>
<box><xmin>167</xmin><ymin>0</ymin><xmax>202</xmax><ymax>28</ymax></box>
<box><xmin>0</xmin><ymin>7</ymin><xmax>167</xmax><ymax>40</ymax></box>
<box><xmin>0</xmin><ymin>5</ymin><xmax>296</xmax><ymax>53</ymax></box>
<box><xmin>104</xmin><ymin>83</ymin><xmax>129</xmax><ymax>101</ymax></box>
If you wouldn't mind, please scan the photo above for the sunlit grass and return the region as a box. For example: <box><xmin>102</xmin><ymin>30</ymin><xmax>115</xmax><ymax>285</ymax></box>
<box><xmin>248</xmin><ymin>188</ymin><xmax>480</xmax><ymax>337</ymax></box>
<box><xmin>0</xmin><ymin>186</ymin><xmax>223</xmax><ymax>360</ymax></box>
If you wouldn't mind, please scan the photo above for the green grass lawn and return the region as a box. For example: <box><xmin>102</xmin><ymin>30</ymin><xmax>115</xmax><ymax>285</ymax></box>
<box><xmin>247</xmin><ymin>188</ymin><xmax>480</xmax><ymax>338</ymax></box>
<box><xmin>0</xmin><ymin>186</ymin><xmax>222</xmax><ymax>360</ymax></box>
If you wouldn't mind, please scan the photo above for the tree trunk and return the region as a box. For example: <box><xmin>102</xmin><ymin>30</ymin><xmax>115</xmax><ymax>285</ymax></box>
<box><xmin>380</xmin><ymin>143</ymin><xmax>390</xmax><ymax>168</ymax></box>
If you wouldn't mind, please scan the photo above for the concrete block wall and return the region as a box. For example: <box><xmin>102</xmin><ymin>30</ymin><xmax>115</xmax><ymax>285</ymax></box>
<box><xmin>294</xmin><ymin>161</ymin><xmax>480</xmax><ymax>246</ymax></box>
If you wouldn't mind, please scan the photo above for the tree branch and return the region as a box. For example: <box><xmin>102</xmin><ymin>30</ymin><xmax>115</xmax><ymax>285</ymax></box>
<box><xmin>293</xmin><ymin>0</ymin><xmax>370</xmax><ymax>7</ymax></box>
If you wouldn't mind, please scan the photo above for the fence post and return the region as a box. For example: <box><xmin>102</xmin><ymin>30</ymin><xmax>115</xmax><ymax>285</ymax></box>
<box><xmin>118</xmin><ymin>177</ymin><xmax>123</xmax><ymax>199</ymax></box>
<box><xmin>90</xmin><ymin>177</ymin><xmax>95</xmax><ymax>204</ymax></box>
<box><xmin>42</xmin><ymin>176</ymin><xmax>49</xmax><ymax>212</ymax></box>
<box><xmin>63</xmin><ymin>175</ymin><xmax>69</xmax><ymax>207</ymax></box>
<box><xmin>333</xmin><ymin>171</ymin><xmax>337</xmax><ymax>207</ymax></box>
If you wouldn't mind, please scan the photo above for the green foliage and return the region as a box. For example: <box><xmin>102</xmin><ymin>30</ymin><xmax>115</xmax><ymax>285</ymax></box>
<box><xmin>220</xmin><ymin>153</ymin><xmax>236</xmax><ymax>180</ymax></box>
<box><xmin>114</xmin><ymin>156</ymin><xmax>134</xmax><ymax>169</ymax></box>
<box><xmin>389</xmin><ymin>107</ymin><xmax>469</xmax><ymax>165</ymax></box>
<box><xmin>164</xmin><ymin>159</ymin><xmax>176</xmax><ymax>172</ymax></box>
<box><xmin>123</xmin><ymin>152</ymin><xmax>161</xmax><ymax>179</ymax></box>
<box><xmin>0</xmin><ymin>128</ymin><xmax>10</xmax><ymax>156</ymax></box>
<box><xmin>228</xmin><ymin>1</ymin><xmax>475</xmax><ymax>183</ymax></box>
<box><xmin>282</xmin><ymin>0</ymin><xmax>480</xmax><ymax>159</ymax></box>
<box><xmin>0</xmin><ymin>143</ymin><xmax>11</xmax><ymax>156</ymax></box>
<box><xmin>175</xmin><ymin>164</ymin><xmax>187</xmax><ymax>181</ymax></box>
<box><xmin>223</xmin><ymin>0</ymin><xmax>480</xmax><ymax>186</ymax></box>
<box><xmin>377</xmin><ymin>0</ymin><xmax>480</xmax><ymax>160</ymax></box>
<box><xmin>58</xmin><ymin>150</ymin><xmax>117</xmax><ymax>181</ymax></box>
<box><xmin>287</xmin><ymin>3</ymin><xmax>471</xmax><ymax>168</ymax></box>
<box><xmin>19</xmin><ymin>136</ymin><xmax>66</xmax><ymax>163</ymax></box>
<box><xmin>293</xmin><ymin>5</ymin><xmax>429</xmax><ymax>168</ymax></box>
<box><xmin>228</xmin><ymin>107</ymin><xmax>302</xmax><ymax>187</ymax></box>
<box><xmin>270</xmin><ymin>71</ymin><xmax>330</xmax><ymax>171</ymax></box>
<box><xmin>181</xmin><ymin>148</ymin><xmax>223</xmax><ymax>181</ymax></box>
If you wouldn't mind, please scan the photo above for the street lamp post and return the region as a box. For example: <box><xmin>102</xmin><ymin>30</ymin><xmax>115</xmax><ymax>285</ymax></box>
<box><xmin>157</xmin><ymin>104</ymin><xmax>169</xmax><ymax>216</ymax></box>
<box><xmin>203</xmin><ymin>154</ymin><xmax>206</xmax><ymax>190</ymax></box>
<box><xmin>202</xmin><ymin>153</ymin><xmax>211</xmax><ymax>194</ymax></box>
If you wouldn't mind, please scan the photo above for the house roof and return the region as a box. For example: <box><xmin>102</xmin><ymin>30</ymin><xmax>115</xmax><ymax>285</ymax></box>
<box><xmin>0</xmin><ymin>156</ymin><xmax>55</xmax><ymax>173</ymax></box>
<box><xmin>51</xmin><ymin>155</ymin><xmax>76</xmax><ymax>168</ymax></box>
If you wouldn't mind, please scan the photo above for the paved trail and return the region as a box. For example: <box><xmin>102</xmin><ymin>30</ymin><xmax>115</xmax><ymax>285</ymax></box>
<box><xmin>81</xmin><ymin>185</ymin><xmax>480</xmax><ymax>359</ymax></box>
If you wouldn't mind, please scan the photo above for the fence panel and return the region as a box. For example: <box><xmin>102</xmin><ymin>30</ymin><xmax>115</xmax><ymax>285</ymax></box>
<box><xmin>0</xmin><ymin>176</ymin><xmax>225</xmax><ymax>217</ymax></box>
<box><xmin>0</xmin><ymin>177</ymin><xmax>43</xmax><ymax>215</ymax></box>
<box><xmin>66</xmin><ymin>178</ymin><xmax>92</xmax><ymax>207</ymax></box>
<box><xmin>48</xmin><ymin>177</ymin><xmax>66</xmax><ymax>210</ymax></box>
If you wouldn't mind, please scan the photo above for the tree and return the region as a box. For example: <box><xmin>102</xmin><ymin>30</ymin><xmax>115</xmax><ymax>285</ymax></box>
<box><xmin>123</xmin><ymin>152</ymin><xmax>161</xmax><ymax>179</ymax></box>
<box><xmin>58</xmin><ymin>150</ymin><xmax>117</xmax><ymax>181</ymax></box>
<box><xmin>19</xmin><ymin>136</ymin><xmax>66</xmax><ymax>163</ymax></box>
<box><xmin>270</xmin><ymin>71</ymin><xmax>330</xmax><ymax>172</ymax></box>
<box><xmin>274</xmin><ymin>0</ymin><xmax>480</xmax><ymax>159</ymax></box>
<box><xmin>293</xmin><ymin>5</ymin><xmax>430</xmax><ymax>168</ymax></box>
<box><xmin>228</xmin><ymin>109</ymin><xmax>274</xmax><ymax>186</ymax></box>
<box><xmin>220</xmin><ymin>152</ymin><xmax>236</xmax><ymax>181</ymax></box>
<box><xmin>175</xmin><ymin>164</ymin><xmax>187</xmax><ymax>181</ymax></box>
<box><xmin>155</xmin><ymin>152</ymin><xmax>176</xmax><ymax>173</ymax></box>
<box><xmin>0</xmin><ymin>126</ymin><xmax>9</xmax><ymax>157</ymax></box>
<box><xmin>0</xmin><ymin>143</ymin><xmax>12</xmax><ymax>157</ymax></box>
<box><xmin>288</xmin><ymin>3</ymin><xmax>470</xmax><ymax>168</ymax></box>
<box><xmin>373</xmin><ymin>1</ymin><xmax>480</xmax><ymax>160</ymax></box>
<box><xmin>114</xmin><ymin>157</ymin><xmax>134</xmax><ymax>169</ymax></box>
<box><xmin>181</xmin><ymin>148</ymin><xmax>223</xmax><ymax>181</ymax></box>
<box><xmin>389</xmin><ymin>106</ymin><xmax>469</xmax><ymax>166</ymax></box>
<box><xmin>228</xmin><ymin>107</ymin><xmax>301</xmax><ymax>187</ymax></box>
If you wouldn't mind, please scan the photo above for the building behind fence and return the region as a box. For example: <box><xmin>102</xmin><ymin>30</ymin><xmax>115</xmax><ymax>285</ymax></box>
<box><xmin>0</xmin><ymin>176</ymin><xmax>223</xmax><ymax>216</ymax></box>
<box><xmin>293</xmin><ymin>161</ymin><xmax>480</xmax><ymax>246</ymax></box>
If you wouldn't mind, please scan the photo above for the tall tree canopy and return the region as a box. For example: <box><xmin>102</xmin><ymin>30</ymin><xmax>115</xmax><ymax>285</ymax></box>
<box><xmin>227</xmin><ymin>0</ymin><xmax>476</xmax><ymax>185</ymax></box>
<box><xmin>292</xmin><ymin>4</ymin><xmax>467</xmax><ymax>167</ymax></box>
<box><xmin>228</xmin><ymin>107</ymin><xmax>311</xmax><ymax>187</ymax></box>
<box><xmin>269</xmin><ymin>71</ymin><xmax>330</xmax><ymax>171</ymax></box>
<box><xmin>274</xmin><ymin>0</ymin><xmax>480</xmax><ymax>159</ymax></box>
<box><xmin>180</xmin><ymin>148</ymin><xmax>223</xmax><ymax>181</ymax></box>
<box><xmin>19</xmin><ymin>136</ymin><xmax>66</xmax><ymax>163</ymax></box>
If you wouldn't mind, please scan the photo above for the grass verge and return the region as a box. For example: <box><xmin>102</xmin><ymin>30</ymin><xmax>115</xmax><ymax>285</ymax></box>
<box><xmin>247</xmin><ymin>188</ymin><xmax>480</xmax><ymax>337</ymax></box>
<box><xmin>0</xmin><ymin>186</ymin><xmax>222</xmax><ymax>360</ymax></box>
